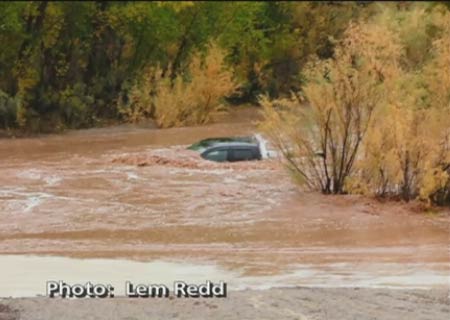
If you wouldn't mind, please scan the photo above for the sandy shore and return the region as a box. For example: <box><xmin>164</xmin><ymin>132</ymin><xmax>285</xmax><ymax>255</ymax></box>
<box><xmin>1</xmin><ymin>287</ymin><xmax>449</xmax><ymax>320</ymax></box>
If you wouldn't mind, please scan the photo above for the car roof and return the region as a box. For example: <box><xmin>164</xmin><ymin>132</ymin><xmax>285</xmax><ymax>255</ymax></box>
<box><xmin>187</xmin><ymin>136</ymin><xmax>257</xmax><ymax>152</ymax></box>
<box><xmin>200</xmin><ymin>136</ymin><xmax>255</xmax><ymax>143</ymax></box>
<box><xmin>203</xmin><ymin>142</ymin><xmax>259</xmax><ymax>150</ymax></box>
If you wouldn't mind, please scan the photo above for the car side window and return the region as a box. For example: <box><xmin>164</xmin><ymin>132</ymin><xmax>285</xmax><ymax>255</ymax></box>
<box><xmin>203</xmin><ymin>149</ymin><xmax>228</xmax><ymax>162</ymax></box>
<box><xmin>232</xmin><ymin>148</ymin><xmax>255</xmax><ymax>161</ymax></box>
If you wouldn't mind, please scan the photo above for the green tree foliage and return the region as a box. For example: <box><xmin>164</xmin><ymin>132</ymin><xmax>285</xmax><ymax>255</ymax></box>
<box><xmin>0</xmin><ymin>1</ymin><xmax>448</xmax><ymax>139</ymax></box>
<box><xmin>0</xmin><ymin>1</ymin><xmax>228</xmax><ymax>132</ymax></box>
<box><xmin>1</xmin><ymin>1</ymin><xmax>371</xmax><ymax>132</ymax></box>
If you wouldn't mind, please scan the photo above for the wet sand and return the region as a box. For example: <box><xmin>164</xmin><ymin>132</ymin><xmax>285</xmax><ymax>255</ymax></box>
<box><xmin>1</xmin><ymin>287</ymin><xmax>449</xmax><ymax>320</ymax></box>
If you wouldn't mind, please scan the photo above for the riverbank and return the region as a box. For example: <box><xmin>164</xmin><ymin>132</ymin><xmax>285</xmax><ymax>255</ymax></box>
<box><xmin>0</xmin><ymin>105</ymin><xmax>260</xmax><ymax>139</ymax></box>
<box><xmin>1</xmin><ymin>287</ymin><xmax>449</xmax><ymax>320</ymax></box>
<box><xmin>0</xmin><ymin>118</ymin><xmax>159</xmax><ymax>139</ymax></box>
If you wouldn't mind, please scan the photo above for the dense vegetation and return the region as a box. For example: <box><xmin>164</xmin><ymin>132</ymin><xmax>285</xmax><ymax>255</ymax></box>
<box><xmin>260</xmin><ymin>2</ymin><xmax>450</xmax><ymax>205</ymax></box>
<box><xmin>0</xmin><ymin>1</ymin><xmax>377</xmax><ymax>132</ymax></box>
<box><xmin>0</xmin><ymin>1</ymin><xmax>448</xmax><ymax>205</ymax></box>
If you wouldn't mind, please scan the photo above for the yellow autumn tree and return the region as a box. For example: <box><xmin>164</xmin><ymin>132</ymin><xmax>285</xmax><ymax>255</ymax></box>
<box><xmin>262</xmin><ymin>8</ymin><xmax>450</xmax><ymax>206</ymax></box>
<box><xmin>360</xmin><ymin>74</ymin><xmax>442</xmax><ymax>200</ymax></box>
<box><xmin>153</xmin><ymin>44</ymin><xmax>237</xmax><ymax>128</ymax></box>
<box><xmin>358</xmin><ymin>9</ymin><xmax>450</xmax><ymax>204</ymax></box>
<box><xmin>120</xmin><ymin>44</ymin><xmax>237</xmax><ymax>128</ymax></box>
<box><xmin>420</xmin><ymin>13</ymin><xmax>450</xmax><ymax>205</ymax></box>
<box><xmin>260</xmin><ymin>22</ymin><xmax>400</xmax><ymax>194</ymax></box>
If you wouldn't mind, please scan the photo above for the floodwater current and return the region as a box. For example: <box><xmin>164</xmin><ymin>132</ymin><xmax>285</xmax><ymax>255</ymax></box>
<box><xmin>0</xmin><ymin>109</ymin><xmax>449</xmax><ymax>297</ymax></box>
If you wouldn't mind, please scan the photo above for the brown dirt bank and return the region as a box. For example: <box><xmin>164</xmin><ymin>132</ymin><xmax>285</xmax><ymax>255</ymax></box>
<box><xmin>1</xmin><ymin>287</ymin><xmax>449</xmax><ymax>320</ymax></box>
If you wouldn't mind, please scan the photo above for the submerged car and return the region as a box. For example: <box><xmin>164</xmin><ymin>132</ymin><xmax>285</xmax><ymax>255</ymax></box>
<box><xmin>188</xmin><ymin>134</ymin><xmax>277</xmax><ymax>162</ymax></box>
<box><xmin>200</xmin><ymin>142</ymin><xmax>262</xmax><ymax>162</ymax></box>
<box><xmin>187</xmin><ymin>136</ymin><xmax>257</xmax><ymax>153</ymax></box>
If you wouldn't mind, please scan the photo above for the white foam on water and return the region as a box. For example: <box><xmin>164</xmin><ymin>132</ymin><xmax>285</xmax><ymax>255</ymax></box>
<box><xmin>44</xmin><ymin>175</ymin><xmax>62</xmax><ymax>186</ymax></box>
<box><xmin>0</xmin><ymin>190</ymin><xmax>53</xmax><ymax>213</ymax></box>
<box><xmin>125</xmin><ymin>171</ymin><xmax>139</xmax><ymax>180</ymax></box>
<box><xmin>23</xmin><ymin>196</ymin><xmax>44</xmax><ymax>212</ymax></box>
<box><xmin>14</xmin><ymin>169</ymin><xmax>62</xmax><ymax>186</ymax></box>
<box><xmin>16</xmin><ymin>169</ymin><xmax>42</xmax><ymax>180</ymax></box>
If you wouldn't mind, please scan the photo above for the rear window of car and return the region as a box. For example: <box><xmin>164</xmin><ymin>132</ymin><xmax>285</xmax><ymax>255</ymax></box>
<box><xmin>232</xmin><ymin>149</ymin><xmax>255</xmax><ymax>161</ymax></box>
<box><xmin>203</xmin><ymin>149</ymin><xmax>228</xmax><ymax>162</ymax></box>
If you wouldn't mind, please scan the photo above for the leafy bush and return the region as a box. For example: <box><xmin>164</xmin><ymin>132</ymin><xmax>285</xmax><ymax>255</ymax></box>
<box><xmin>260</xmin><ymin>22</ymin><xmax>391</xmax><ymax>194</ymax></box>
<box><xmin>261</xmin><ymin>9</ymin><xmax>450</xmax><ymax>206</ymax></box>
<box><xmin>58</xmin><ymin>83</ymin><xmax>95</xmax><ymax>128</ymax></box>
<box><xmin>121</xmin><ymin>45</ymin><xmax>237</xmax><ymax>128</ymax></box>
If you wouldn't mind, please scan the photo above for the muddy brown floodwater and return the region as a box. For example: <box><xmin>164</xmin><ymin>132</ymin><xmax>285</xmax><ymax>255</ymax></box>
<box><xmin>0</xmin><ymin>108</ymin><xmax>449</xmax><ymax>296</ymax></box>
